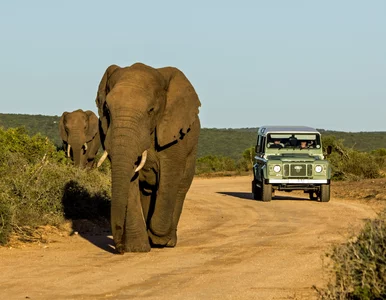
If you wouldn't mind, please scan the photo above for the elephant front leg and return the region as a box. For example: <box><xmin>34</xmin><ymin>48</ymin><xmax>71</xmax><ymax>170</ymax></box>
<box><xmin>113</xmin><ymin>179</ymin><xmax>151</xmax><ymax>253</ymax></box>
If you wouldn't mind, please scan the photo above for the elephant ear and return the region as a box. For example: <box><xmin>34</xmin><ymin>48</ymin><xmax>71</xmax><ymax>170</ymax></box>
<box><xmin>85</xmin><ymin>110</ymin><xmax>99</xmax><ymax>142</ymax></box>
<box><xmin>59</xmin><ymin>112</ymin><xmax>69</xmax><ymax>142</ymax></box>
<box><xmin>156</xmin><ymin>67</ymin><xmax>201</xmax><ymax>148</ymax></box>
<box><xmin>95</xmin><ymin>64</ymin><xmax>120</xmax><ymax>134</ymax></box>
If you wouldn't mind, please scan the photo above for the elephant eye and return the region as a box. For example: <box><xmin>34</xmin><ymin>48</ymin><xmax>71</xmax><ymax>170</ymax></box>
<box><xmin>148</xmin><ymin>107</ymin><xmax>154</xmax><ymax>115</ymax></box>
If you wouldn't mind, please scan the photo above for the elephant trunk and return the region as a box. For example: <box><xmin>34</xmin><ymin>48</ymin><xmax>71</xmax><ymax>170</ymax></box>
<box><xmin>68</xmin><ymin>131</ymin><xmax>87</xmax><ymax>168</ymax></box>
<box><xmin>69</xmin><ymin>141</ymin><xmax>87</xmax><ymax>168</ymax></box>
<box><xmin>110</xmin><ymin>124</ymin><xmax>150</xmax><ymax>252</ymax></box>
<box><xmin>110</xmin><ymin>156</ymin><xmax>136</xmax><ymax>252</ymax></box>
<box><xmin>72</xmin><ymin>143</ymin><xmax>83</xmax><ymax>167</ymax></box>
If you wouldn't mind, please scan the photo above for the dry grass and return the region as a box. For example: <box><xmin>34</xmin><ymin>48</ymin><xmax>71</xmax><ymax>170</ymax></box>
<box><xmin>332</xmin><ymin>178</ymin><xmax>386</xmax><ymax>202</ymax></box>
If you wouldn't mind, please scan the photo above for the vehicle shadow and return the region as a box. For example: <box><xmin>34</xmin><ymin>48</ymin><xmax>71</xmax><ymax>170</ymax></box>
<box><xmin>61</xmin><ymin>180</ymin><xmax>118</xmax><ymax>254</ymax></box>
<box><xmin>217</xmin><ymin>191</ymin><xmax>313</xmax><ymax>201</ymax></box>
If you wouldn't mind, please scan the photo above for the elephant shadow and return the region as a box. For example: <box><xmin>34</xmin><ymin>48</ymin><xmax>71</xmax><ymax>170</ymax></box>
<box><xmin>61</xmin><ymin>180</ymin><xmax>117</xmax><ymax>254</ymax></box>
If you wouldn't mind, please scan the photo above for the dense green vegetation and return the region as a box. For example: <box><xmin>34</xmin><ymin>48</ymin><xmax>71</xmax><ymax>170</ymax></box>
<box><xmin>1</xmin><ymin>113</ymin><xmax>386</xmax><ymax>159</ymax></box>
<box><xmin>0</xmin><ymin>127</ymin><xmax>110</xmax><ymax>245</ymax></box>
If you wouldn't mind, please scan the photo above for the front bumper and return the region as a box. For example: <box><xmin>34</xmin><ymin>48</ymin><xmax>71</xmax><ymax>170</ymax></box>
<box><xmin>268</xmin><ymin>179</ymin><xmax>329</xmax><ymax>184</ymax></box>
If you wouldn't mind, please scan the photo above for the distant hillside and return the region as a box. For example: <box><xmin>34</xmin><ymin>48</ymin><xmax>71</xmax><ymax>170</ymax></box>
<box><xmin>0</xmin><ymin>113</ymin><xmax>62</xmax><ymax>146</ymax></box>
<box><xmin>198</xmin><ymin>128</ymin><xmax>256</xmax><ymax>159</ymax></box>
<box><xmin>198</xmin><ymin>127</ymin><xmax>386</xmax><ymax>159</ymax></box>
<box><xmin>1</xmin><ymin>113</ymin><xmax>385</xmax><ymax>159</ymax></box>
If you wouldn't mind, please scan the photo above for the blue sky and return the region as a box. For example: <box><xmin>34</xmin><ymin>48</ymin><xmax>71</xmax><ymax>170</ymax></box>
<box><xmin>1</xmin><ymin>1</ymin><xmax>385</xmax><ymax>132</ymax></box>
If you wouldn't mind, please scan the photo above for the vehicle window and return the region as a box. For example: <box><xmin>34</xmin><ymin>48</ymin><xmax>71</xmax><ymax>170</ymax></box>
<box><xmin>267</xmin><ymin>133</ymin><xmax>321</xmax><ymax>149</ymax></box>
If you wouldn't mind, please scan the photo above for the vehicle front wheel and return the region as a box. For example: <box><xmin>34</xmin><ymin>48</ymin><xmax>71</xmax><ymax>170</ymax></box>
<box><xmin>319</xmin><ymin>184</ymin><xmax>330</xmax><ymax>202</ymax></box>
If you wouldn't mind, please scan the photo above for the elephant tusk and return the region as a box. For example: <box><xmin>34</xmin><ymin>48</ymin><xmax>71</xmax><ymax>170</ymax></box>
<box><xmin>67</xmin><ymin>144</ymin><xmax>71</xmax><ymax>157</ymax></box>
<box><xmin>83</xmin><ymin>143</ymin><xmax>88</xmax><ymax>151</ymax></box>
<box><xmin>135</xmin><ymin>150</ymin><xmax>148</xmax><ymax>172</ymax></box>
<box><xmin>97</xmin><ymin>150</ymin><xmax>108</xmax><ymax>168</ymax></box>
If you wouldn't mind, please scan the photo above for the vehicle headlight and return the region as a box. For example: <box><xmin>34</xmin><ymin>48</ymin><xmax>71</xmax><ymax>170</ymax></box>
<box><xmin>315</xmin><ymin>165</ymin><xmax>323</xmax><ymax>173</ymax></box>
<box><xmin>273</xmin><ymin>165</ymin><xmax>281</xmax><ymax>173</ymax></box>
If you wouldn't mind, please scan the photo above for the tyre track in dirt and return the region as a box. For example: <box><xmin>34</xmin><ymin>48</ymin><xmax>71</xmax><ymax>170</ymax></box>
<box><xmin>0</xmin><ymin>176</ymin><xmax>381</xmax><ymax>300</ymax></box>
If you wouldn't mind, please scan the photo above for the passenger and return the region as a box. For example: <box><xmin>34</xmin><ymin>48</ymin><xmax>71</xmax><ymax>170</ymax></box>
<box><xmin>300</xmin><ymin>141</ymin><xmax>308</xmax><ymax>149</ymax></box>
<box><xmin>269</xmin><ymin>140</ymin><xmax>284</xmax><ymax>148</ymax></box>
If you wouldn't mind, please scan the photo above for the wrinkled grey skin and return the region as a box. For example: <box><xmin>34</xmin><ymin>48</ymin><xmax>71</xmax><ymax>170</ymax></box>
<box><xmin>96</xmin><ymin>62</ymin><xmax>201</xmax><ymax>253</ymax></box>
<box><xmin>59</xmin><ymin>109</ymin><xmax>101</xmax><ymax>168</ymax></box>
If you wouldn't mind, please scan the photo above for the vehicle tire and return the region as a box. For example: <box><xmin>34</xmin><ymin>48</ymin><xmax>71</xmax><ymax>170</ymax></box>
<box><xmin>319</xmin><ymin>184</ymin><xmax>330</xmax><ymax>202</ymax></box>
<box><xmin>252</xmin><ymin>180</ymin><xmax>261</xmax><ymax>200</ymax></box>
<box><xmin>261</xmin><ymin>181</ymin><xmax>272</xmax><ymax>202</ymax></box>
<box><xmin>309</xmin><ymin>192</ymin><xmax>318</xmax><ymax>200</ymax></box>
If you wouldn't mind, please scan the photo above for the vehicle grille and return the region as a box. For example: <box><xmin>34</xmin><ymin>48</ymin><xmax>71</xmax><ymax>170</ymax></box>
<box><xmin>283</xmin><ymin>163</ymin><xmax>312</xmax><ymax>177</ymax></box>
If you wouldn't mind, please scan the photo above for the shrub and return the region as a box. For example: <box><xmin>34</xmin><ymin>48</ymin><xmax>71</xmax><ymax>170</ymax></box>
<box><xmin>0</xmin><ymin>198</ymin><xmax>13</xmax><ymax>245</ymax></box>
<box><xmin>241</xmin><ymin>146</ymin><xmax>255</xmax><ymax>171</ymax></box>
<box><xmin>195</xmin><ymin>155</ymin><xmax>237</xmax><ymax>175</ymax></box>
<box><xmin>0</xmin><ymin>127</ymin><xmax>66</xmax><ymax>165</ymax></box>
<box><xmin>315</xmin><ymin>210</ymin><xmax>386</xmax><ymax>299</ymax></box>
<box><xmin>0</xmin><ymin>127</ymin><xmax>111</xmax><ymax>245</ymax></box>
<box><xmin>371</xmin><ymin>148</ymin><xmax>386</xmax><ymax>171</ymax></box>
<box><xmin>323</xmin><ymin>136</ymin><xmax>382</xmax><ymax>181</ymax></box>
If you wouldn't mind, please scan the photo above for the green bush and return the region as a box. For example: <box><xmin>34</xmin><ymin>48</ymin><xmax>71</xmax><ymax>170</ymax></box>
<box><xmin>195</xmin><ymin>155</ymin><xmax>237</xmax><ymax>174</ymax></box>
<box><xmin>370</xmin><ymin>148</ymin><xmax>386</xmax><ymax>170</ymax></box>
<box><xmin>316</xmin><ymin>210</ymin><xmax>386</xmax><ymax>299</ymax></box>
<box><xmin>241</xmin><ymin>146</ymin><xmax>255</xmax><ymax>170</ymax></box>
<box><xmin>0</xmin><ymin>198</ymin><xmax>13</xmax><ymax>245</ymax></box>
<box><xmin>323</xmin><ymin>136</ymin><xmax>382</xmax><ymax>181</ymax></box>
<box><xmin>195</xmin><ymin>146</ymin><xmax>255</xmax><ymax>175</ymax></box>
<box><xmin>0</xmin><ymin>127</ymin><xmax>66</xmax><ymax>165</ymax></box>
<box><xmin>0</xmin><ymin>127</ymin><xmax>111</xmax><ymax>245</ymax></box>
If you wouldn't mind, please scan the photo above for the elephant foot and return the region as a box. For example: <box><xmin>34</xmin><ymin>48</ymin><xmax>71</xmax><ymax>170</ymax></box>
<box><xmin>147</xmin><ymin>229</ymin><xmax>172</xmax><ymax>247</ymax></box>
<box><xmin>166</xmin><ymin>230</ymin><xmax>177</xmax><ymax>247</ymax></box>
<box><xmin>115</xmin><ymin>242</ymin><xmax>125</xmax><ymax>254</ymax></box>
<box><xmin>114</xmin><ymin>240</ymin><xmax>151</xmax><ymax>253</ymax></box>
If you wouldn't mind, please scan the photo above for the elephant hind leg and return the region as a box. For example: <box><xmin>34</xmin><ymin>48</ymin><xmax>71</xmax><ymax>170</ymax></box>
<box><xmin>147</xmin><ymin>159</ymin><xmax>183</xmax><ymax>245</ymax></box>
<box><xmin>140</xmin><ymin>189</ymin><xmax>154</xmax><ymax>226</ymax></box>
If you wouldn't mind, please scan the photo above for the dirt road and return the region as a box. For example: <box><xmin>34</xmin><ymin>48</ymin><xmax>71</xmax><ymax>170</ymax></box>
<box><xmin>0</xmin><ymin>176</ymin><xmax>380</xmax><ymax>300</ymax></box>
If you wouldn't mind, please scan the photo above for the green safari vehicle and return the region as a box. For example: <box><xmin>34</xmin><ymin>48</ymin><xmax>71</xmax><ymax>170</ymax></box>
<box><xmin>252</xmin><ymin>126</ymin><xmax>332</xmax><ymax>202</ymax></box>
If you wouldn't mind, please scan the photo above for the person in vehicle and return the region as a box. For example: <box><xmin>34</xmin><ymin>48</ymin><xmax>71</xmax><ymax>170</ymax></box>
<box><xmin>300</xmin><ymin>141</ymin><xmax>308</xmax><ymax>149</ymax></box>
<box><xmin>269</xmin><ymin>140</ymin><xmax>284</xmax><ymax>148</ymax></box>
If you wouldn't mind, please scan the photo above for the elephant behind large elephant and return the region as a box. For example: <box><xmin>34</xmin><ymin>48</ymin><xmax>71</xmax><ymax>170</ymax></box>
<box><xmin>96</xmin><ymin>62</ymin><xmax>201</xmax><ymax>253</ymax></box>
<box><xmin>59</xmin><ymin>109</ymin><xmax>101</xmax><ymax>168</ymax></box>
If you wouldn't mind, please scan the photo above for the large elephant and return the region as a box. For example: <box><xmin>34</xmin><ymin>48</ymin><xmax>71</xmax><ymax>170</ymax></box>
<box><xmin>59</xmin><ymin>109</ymin><xmax>101</xmax><ymax>168</ymax></box>
<box><xmin>95</xmin><ymin>62</ymin><xmax>201</xmax><ymax>253</ymax></box>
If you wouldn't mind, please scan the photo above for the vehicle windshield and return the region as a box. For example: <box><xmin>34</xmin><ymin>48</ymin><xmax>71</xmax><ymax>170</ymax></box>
<box><xmin>266</xmin><ymin>133</ymin><xmax>321</xmax><ymax>149</ymax></box>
